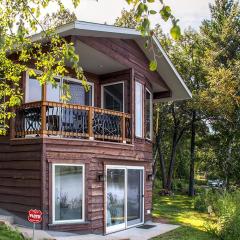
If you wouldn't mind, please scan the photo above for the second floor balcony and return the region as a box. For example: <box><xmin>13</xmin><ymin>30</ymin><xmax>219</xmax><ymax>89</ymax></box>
<box><xmin>14</xmin><ymin>101</ymin><xmax>132</xmax><ymax>144</ymax></box>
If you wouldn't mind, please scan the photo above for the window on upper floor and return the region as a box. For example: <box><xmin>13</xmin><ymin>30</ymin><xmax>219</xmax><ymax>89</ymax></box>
<box><xmin>25</xmin><ymin>72</ymin><xmax>94</xmax><ymax>106</ymax></box>
<box><xmin>145</xmin><ymin>89</ymin><xmax>153</xmax><ymax>140</ymax></box>
<box><xmin>63</xmin><ymin>78</ymin><xmax>93</xmax><ymax>106</ymax></box>
<box><xmin>25</xmin><ymin>76</ymin><xmax>42</xmax><ymax>102</ymax></box>
<box><xmin>102</xmin><ymin>82</ymin><xmax>124</xmax><ymax>112</ymax></box>
<box><xmin>135</xmin><ymin>81</ymin><xmax>143</xmax><ymax>138</ymax></box>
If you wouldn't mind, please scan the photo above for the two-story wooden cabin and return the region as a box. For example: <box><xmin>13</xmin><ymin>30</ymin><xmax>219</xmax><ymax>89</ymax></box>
<box><xmin>0</xmin><ymin>21</ymin><xmax>191</xmax><ymax>234</ymax></box>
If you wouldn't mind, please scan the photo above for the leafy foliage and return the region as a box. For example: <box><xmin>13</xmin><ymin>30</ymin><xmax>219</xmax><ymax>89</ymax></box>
<box><xmin>194</xmin><ymin>189</ymin><xmax>240</xmax><ymax>240</ymax></box>
<box><xmin>41</xmin><ymin>8</ymin><xmax>77</xmax><ymax>29</ymax></box>
<box><xmin>0</xmin><ymin>0</ymin><xmax>84</xmax><ymax>135</ymax></box>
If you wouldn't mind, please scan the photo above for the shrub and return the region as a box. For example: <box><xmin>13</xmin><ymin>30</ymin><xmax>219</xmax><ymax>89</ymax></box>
<box><xmin>172</xmin><ymin>179</ymin><xmax>189</xmax><ymax>194</ymax></box>
<box><xmin>194</xmin><ymin>189</ymin><xmax>217</xmax><ymax>213</ymax></box>
<box><xmin>207</xmin><ymin>190</ymin><xmax>240</xmax><ymax>240</ymax></box>
<box><xmin>194</xmin><ymin>194</ymin><xmax>207</xmax><ymax>212</ymax></box>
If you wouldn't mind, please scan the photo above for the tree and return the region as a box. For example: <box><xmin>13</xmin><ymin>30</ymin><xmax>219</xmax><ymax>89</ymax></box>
<box><xmin>0</xmin><ymin>0</ymin><xmax>84</xmax><ymax>135</ymax></box>
<box><xmin>115</xmin><ymin>8</ymin><xmax>139</xmax><ymax>29</ymax></box>
<box><xmin>41</xmin><ymin>9</ymin><xmax>77</xmax><ymax>29</ymax></box>
<box><xmin>154</xmin><ymin>29</ymin><xmax>207</xmax><ymax>193</ymax></box>
<box><xmin>200</xmin><ymin>0</ymin><xmax>240</xmax><ymax>186</ymax></box>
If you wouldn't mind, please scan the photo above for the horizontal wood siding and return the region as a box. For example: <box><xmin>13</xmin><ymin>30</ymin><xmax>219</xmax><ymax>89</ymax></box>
<box><xmin>79</xmin><ymin>37</ymin><xmax>168</xmax><ymax>91</ymax></box>
<box><xmin>42</xmin><ymin>137</ymin><xmax>152</xmax><ymax>233</ymax></box>
<box><xmin>0</xmin><ymin>138</ymin><xmax>42</xmax><ymax>220</ymax></box>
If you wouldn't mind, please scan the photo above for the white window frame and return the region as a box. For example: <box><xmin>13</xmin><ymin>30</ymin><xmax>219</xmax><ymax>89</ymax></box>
<box><xmin>25</xmin><ymin>70</ymin><xmax>94</xmax><ymax>107</ymax></box>
<box><xmin>145</xmin><ymin>88</ymin><xmax>153</xmax><ymax>141</ymax></box>
<box><xmin>105</xmin><ymin>165</ymin><xmax>145</xmax><ymax>234</ymax></box>
<box><xmin>135</xmin><ymin>81</ymin><xmax>143</xmax><ymax>138</ymax></box>
<box><xmin>101</xmin><ymin>81</ymin><xmax>125</xmax><ymax>112</ymax></box>
<box><xmin>52</xmin><ymin>163</ymin><xmax>85</xmax><ymax>224</ymax></box>
<box><xmin>62</xmin><ymin>76</ymin><xmax>94</xmax><ymax>107</ymax></box>
<box><xmin>25</xmin><ymin>70</ymin><xmax>42</xmax><ymax>103</ymax></box>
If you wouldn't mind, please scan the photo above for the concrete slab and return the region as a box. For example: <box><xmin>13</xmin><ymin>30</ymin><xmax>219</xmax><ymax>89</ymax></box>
<box><xmin>15</xmin><ymin>222</ymin><xmax>179</xmax><ymax>240</ymax></box>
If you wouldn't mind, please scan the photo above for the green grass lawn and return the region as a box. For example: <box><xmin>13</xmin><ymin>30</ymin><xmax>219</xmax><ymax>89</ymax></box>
<box><xmin>0</xmin><ymin>224</ymin><xmax>26</xmax><ymax>240</ymax></box>
<box><xmin>152</xmin><ymin>193</ymin><xmax>216</xmax><ymax>240</ymax></box>
<box><xmin>153</xmin><ymin>226</ymin><xmax>215</xmax><ymax>240</ymax></box>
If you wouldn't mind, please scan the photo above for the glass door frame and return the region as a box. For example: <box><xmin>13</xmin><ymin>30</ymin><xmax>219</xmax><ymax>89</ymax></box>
<box><xmin>105</xmin><ymin>165</ymin><xmax>144</xmax><ymax>234</ymax></box>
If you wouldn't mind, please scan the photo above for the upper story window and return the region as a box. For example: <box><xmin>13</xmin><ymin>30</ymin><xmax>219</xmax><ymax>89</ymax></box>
<box><xmin>145</xmin><ymin>89</ymin><xmax>153</xmax><ymax>140</ymax></box>
<box><xmin>25</xmin><ymin>76</ymin><xmax>42</xmax><ymax>102</ymax></box>
<box><xmin>46</xmin><ymin>78</ymin><xmax>61</xmax><ymax>102</ymax></box>
<box><xmin>63</xmin><ymin>78</ymin><xmax>93</xmax><ymax>106</ymax></box>
<box><xmin>102</xmin><ymin>82</ymin><xmax>124</xmax><ymax>112</ymax></box>
<box><xmin>135</xmin><ymin>81</ymin><xmax>143</xmax><ymax>138</ymax></box>
<box><xmin>26</xmin><ymin>72</ymin><xmax>94</xmax><ymax>106</ymax></box>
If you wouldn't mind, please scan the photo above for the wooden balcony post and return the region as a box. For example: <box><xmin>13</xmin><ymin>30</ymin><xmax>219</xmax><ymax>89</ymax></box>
<box><xmin>40</xmin><ymin>83</ymin><xmax>47</xmax><ymax>136</ymax></box>
<box><xmin>9</xmin><ymin>107</ymin><xmax>16</xmax><ymax>139</ymax></box>
<box><xmin>122</xmin><ymin>113</ymin><xmax>126</xmax><ymax>144</ymax></box>
<box><xmin>88</xmin><ymin>107</ymin><xmax>94</xmax><ymax>140</ymax></box>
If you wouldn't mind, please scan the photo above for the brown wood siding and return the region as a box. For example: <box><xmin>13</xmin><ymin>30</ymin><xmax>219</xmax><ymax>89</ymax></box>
<box><xmin>79</xmin><ymin>37</ymin><xmax>168</xmax><ymax>91</ymax></box>
<box><xmin>0</xmin><ymin>138</ymin><xmax>42</xmax><ymax>220</ymax></box>
<box><xmin>42</xmin><ymin>137</ymin><xmax>152</xmax><ymax>233</ymax></box>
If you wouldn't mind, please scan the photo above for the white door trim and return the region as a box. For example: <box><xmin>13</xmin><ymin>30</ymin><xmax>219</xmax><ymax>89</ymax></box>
<box><xmin>105</xmin><ymin>165</ymin><xmax>144</xmax><ymax>234</ymax></box>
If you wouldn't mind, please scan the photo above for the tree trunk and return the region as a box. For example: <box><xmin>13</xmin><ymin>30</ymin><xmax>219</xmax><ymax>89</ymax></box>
<box><xmin>154</xmin><ymin>134</ymin><xmax>167</xmax><ymax>189</ymax></box>
<box><xmin>166</xmin><ymin>128</ymin><xmax>178</xmax><ymax>191</ymax></box>
<box><xmin>225</xmin><ymin>139</ymin><xmax>233</xmax><ymax>190</ymax></box>
<box><xmin>188</xmin><ymin>110</ymin><xmax>196</xmax><ymax>197</ymax></box>
<box><xmin>157</xmin><ymin>136</ymin><xmax>167</xmax><ymax>189</ymax></box>
<box><xmin>152</xmin><ymin>148</ymin><xmax>158</xmax><ymax>187</ymax></box>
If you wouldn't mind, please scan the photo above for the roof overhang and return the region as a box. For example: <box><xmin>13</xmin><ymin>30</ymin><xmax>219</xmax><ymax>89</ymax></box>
<box><xmin>31</xmin><ymin>21</ymin><xmax>192</xmax><ymax>102</ymax></box>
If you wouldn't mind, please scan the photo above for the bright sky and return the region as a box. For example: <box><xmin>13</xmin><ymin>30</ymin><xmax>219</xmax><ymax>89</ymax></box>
<box><xmin>56</xmin><ymin>0</ymin><xmax>215</xmax><ymax>33</ymax></box>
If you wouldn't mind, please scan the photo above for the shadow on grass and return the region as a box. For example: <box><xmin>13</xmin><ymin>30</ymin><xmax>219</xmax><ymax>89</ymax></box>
<box><xmin>152</xmin><ymin>194</ymin><xmax>213</xmax><ymax>230</ymax></box>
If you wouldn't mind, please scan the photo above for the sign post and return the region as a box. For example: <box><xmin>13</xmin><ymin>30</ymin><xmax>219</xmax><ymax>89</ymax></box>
<box><xmin>28</xmin><ymin>209</ymin><xmax>43</xmax><ymax>240</ymax></box>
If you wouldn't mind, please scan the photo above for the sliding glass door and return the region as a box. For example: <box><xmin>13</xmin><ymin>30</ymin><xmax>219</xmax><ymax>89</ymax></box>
<box><xmin>127</xmin><ymin>169</ymin><xmax>144</xmax><ymax>227</ymax></box>
<box><xmin>106</xmin><ymin>166</ymin><xmax>144</xmax><ymax>234</ymax></box>
<box><xmin>106</xmin><ymin>168</ymin><xmax>126</xmax><ymax>233</ymax></box>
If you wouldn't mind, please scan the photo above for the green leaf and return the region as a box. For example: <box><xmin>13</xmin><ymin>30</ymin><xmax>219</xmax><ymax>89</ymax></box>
<box><xmin>144</xmin><ymin>40</ymin><xmax>149</xmax><ymax>48</ymax></box>
<box><xmin>147</xmin><ymin>0</ymin><xmax>155</xmax><ymax>2</ymax></box>
<box><xmin>149</xmin><ymin>60</ymin><xmax>158</xmax><ymax>71</ymax></box>
<box><xmin>72</xmin><ymin>0</ymin><xmax>80</xmax><ymax>8</ymax></box>
<box><xmin>160</xmin><ymin>6</ymin><xmax>172</xmax><ymax>21</ymax></box>
<box><xmin>136</xmin><ymin>3</ymin><xmax>145</xmax><ymax>17</ymax></box>
<box><xmin>149</xmin><ymin>10</ymin><xmax>157</xmax><ymax>15</ymax></box>
<box><xmin>170</xmin><ymin>25</ymin><xmax>181</xmax><ymax>40</ymax></box>
<box><xmin>142</xmin><ymin>18</ymin><xmax>150</xmax><ymax>29</ymax></box>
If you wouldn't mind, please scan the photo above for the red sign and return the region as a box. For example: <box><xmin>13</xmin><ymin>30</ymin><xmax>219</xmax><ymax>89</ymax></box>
<box><xmin>28</xmin><ymin>209</ymin><xmax>42</xmax><ymax>223</ymax></box>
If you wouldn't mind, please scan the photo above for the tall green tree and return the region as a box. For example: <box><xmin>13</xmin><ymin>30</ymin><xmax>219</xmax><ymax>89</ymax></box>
<box><xmin>200</xmin><ymin>0</ymin><xmax>240</xmax><ymax>186</ymax></box>
<box><xmin>41</xmin><ymin>9</ymin><xmax>77</xmax><ymax>29</ymax></box>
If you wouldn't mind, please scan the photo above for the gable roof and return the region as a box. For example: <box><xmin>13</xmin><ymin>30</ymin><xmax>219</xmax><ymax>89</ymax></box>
<box><xmin>31</xmin><ymin>21</ymin><xmax>192</xmax><ymax>101</ymax></box>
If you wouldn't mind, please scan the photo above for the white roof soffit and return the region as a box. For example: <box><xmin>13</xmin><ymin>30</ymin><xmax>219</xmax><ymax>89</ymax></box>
<box><xmin>31</xmin><ymin>21</ymin><xmax>192</xmax><ymax>101</ymax></box>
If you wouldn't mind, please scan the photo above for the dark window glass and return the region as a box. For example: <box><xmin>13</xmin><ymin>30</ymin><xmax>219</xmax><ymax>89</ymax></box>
<box><xmin>103</xmin><ymin>83</ymin><xmax>123</xmax><ymax>112</ymax></box>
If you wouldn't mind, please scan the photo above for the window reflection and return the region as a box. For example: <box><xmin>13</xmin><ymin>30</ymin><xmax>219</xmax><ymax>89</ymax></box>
<box><xmin>54</xmin><ymin>165</ymin><xmax>83</xmax><ymax>222</ymax></box>
<box><xmin>103</xmin><ymin>83</ymin><xmax>123</xmax><ymax>112</ymax></box>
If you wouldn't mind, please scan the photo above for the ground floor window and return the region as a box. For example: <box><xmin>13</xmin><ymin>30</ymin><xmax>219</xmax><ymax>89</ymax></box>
<box><xmin>52</xmin><ymin>164</ymin><xmax>85</xmax><ymax>224</ymax></box>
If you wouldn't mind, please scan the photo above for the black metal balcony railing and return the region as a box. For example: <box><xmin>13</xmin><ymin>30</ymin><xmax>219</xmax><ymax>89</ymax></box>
<box><xmin>14</xmin><ymin>101</ymin><xmax>132</xmax><ymax>144</ymax></box>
